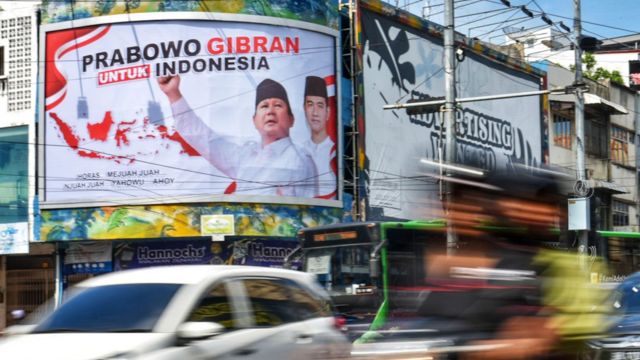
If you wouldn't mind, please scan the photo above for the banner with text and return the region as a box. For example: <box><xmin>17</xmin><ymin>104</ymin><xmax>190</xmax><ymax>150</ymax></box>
<box><xmin>63</xmin><ymin>242</ymin><xmax>113</xmax><ymax>274</ymax></box>
<box><xmin>113</xmin><ymin>237</ymin><xmax>301</xmax><ymax>270</ymax></box>
<box><xmin>361</xmin><ymin>9</ymin><xmax>543</xmax><ymax>220</ymax></box>
<box><xmin>44</xmin><ymin>19</ymin><xmax>338</xmax><ymax>204</ymax></box>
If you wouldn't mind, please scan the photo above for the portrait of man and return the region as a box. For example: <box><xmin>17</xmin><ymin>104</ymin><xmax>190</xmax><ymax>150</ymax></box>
<box><xmin>302</xmin><ymin>76</ymin><xmax>337</xmax><ymax>199</ymax></box>
<box><xmin>157</xmin><ymin>75</ymin><xmax>318</xmax><ymax>197</ymax></box>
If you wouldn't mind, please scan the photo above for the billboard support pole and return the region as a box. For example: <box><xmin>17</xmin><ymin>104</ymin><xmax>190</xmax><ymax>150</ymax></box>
<box><xmin>573</xmin><ymin>0</ymin><xmax>590</xmax><ymax>257</ymax></box>
<box><xmin>347</xmin><ymin>0</ymin><xmax>362</xmax><ymax>221</ymax></box>
<box><xmin>444</xmin><ymin>0</ymin><xmax>458</xmax><ymax>255</ymax></box>
<box><xmin>384</xmin><ymin>88</ymin><xmax>569</xmax><ymax>110</ymax></box>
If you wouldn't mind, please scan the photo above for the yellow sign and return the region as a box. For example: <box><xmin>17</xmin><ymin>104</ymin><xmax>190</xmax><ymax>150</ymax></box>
<box><xmin>201</xmin><ymin>215</ymin><xmax>235</xmax><ymax>236</ymax></box>
<box><xmin>313</xmin><ymin>231</ymin><xmax>357</xmax><ymax>242</ymax></box>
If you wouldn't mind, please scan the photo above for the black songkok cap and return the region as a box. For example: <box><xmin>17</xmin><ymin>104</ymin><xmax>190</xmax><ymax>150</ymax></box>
<box><xmin>304</xmin><ymin>76</ymin><xmax>327</xmax><ymax>99</ymax></box>
<box><xmin>255</xmin><ymin>79</ymin><xmax>291</xmax><ymax>114</ymax></box>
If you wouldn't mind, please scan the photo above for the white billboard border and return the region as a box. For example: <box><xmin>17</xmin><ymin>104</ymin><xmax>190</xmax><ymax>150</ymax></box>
<box><xmin>38</xmin><ymin>12</ymin><xmax>343</xmax><ymax>210</ymax></box>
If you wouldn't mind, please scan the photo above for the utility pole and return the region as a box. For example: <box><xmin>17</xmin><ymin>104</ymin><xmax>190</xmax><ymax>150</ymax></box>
<box><xmin>444</xmin><ymin>0</ymin><xmax>457</xmax><ymax>254</ymax></box>
<box><xmin>574</xmin><ymin>0</ymin><xmax>589</xmax><ymax>255</ymax></box>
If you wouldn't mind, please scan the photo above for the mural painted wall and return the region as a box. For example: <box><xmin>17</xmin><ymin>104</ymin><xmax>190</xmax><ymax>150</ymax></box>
<box><xmin>40</xmin><ymin>203</ymin><xmax>343</xmax><ymax>241</ymax></box>
<box><xmin>40</xmin><ymin>0</ymin><xmax>339</xmax><ymax>28</ymax></box>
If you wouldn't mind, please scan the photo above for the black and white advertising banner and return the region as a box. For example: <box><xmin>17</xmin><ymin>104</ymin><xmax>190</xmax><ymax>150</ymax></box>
<box><xmin>44</xmin><ymin>19</ymin><xmax>337</xmax><ymax>204</ymax></box>
<box><xmin>361</xmin><ymin>10</ymin><xmax>543</xmax><ymax>220</ymax></box>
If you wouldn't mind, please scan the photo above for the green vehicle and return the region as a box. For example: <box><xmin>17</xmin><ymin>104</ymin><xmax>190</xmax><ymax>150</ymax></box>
<box><xmin>289</xmin><ymin>220</ymin><xmax>448</xmax><ymax>339</ymax></box>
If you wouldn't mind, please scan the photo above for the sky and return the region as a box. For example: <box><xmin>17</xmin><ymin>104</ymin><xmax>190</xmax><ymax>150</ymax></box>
<box><xmin>1</xmin><ymin>0</ymin><xmax>638</xmax><ymax>42</ymax></box>
<box><xmin>401</xmin><ymin>0</ymin><xmax>640</xmax><ymax>43</ymax></box>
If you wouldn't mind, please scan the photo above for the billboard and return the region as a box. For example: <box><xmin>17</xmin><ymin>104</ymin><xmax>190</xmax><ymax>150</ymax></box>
<box><xmin>360</xmin><ymin>8</ymin><xmax>544</xmax><ymax>220</ymax></box>
<box><xmin>630</xmin><ymin>60</ymin><xmax>640</xmax><ymax>91</ymax></box>
<box><xmin>42</xmin><ymin>17</ymin><xmax>338</xmax><ymax>206</ymax></box>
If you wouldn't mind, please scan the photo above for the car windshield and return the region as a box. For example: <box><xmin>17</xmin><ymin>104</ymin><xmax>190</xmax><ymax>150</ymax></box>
<box><xmin>32</xmin><ymin>283</ymin><xmax>182</xmax><ymax>333</ymax></box>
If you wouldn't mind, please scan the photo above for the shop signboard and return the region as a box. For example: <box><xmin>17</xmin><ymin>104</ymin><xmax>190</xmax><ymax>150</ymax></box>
<box><xmin>114</xmin><ymin>237</ymin><xmax>301</xmax><ymax>270</ymax></box>
<box><xmin>201</xmin><ymin>214</ymin><xmax>235</xmax><ymax>241</ymax></box>
<box><xmin>41</xmin><ymin>16</ymin><xmax>339</xmax><ymax>207</ymax></box>
<box><xmin>63</xmin><ymin>242</ymin><xmax>113</xmax><ymax>274</ymax></box>
<box><xmin>0</xmin><ymin>222</ymin><xmax>29</xmax><ymax>255</ymax></box>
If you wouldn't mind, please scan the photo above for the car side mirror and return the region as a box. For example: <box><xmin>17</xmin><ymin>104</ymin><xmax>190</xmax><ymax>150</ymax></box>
<box><xmin>176</xmin><ymin>322</ymin><xmax>225</xmax><ymax>345</ymax></box>
<box><xmin>370</xmin><ymin>257</ymin><xmax>381</xmax><ymax>279</ymax></box>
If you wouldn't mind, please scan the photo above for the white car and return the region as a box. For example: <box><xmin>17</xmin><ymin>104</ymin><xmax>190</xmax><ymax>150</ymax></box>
<box><xmin>0</xmin><ymin>265</ymin><xmax>350</xmax><ymax>360</ymax></box>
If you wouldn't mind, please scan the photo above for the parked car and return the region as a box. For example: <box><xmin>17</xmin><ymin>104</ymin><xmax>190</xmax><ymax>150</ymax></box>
<box><xmin>584</xmin><ymin>273</ymin><xmax>640</xmax><ymax>359</ymax></box>
<box><xmin>0</xmin><ymin>265</ymin><xmax>350</xmax><ymax>360</ymax></box>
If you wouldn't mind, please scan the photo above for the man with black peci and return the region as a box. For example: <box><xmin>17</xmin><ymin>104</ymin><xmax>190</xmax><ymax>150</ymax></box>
<box><xmin>302</xmin><ymin>76</ymin><xmax>337</xmax><ymax>199</ymax></box>
<box><xmin>158</xmin><ymin>75</ymin><xmax>318</xmax><ymax>197</ymax></box>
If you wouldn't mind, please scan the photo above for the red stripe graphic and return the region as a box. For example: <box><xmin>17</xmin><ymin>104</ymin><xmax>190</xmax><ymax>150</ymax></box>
<box><xmin>316</xmin><ymin>190</ymin><xmax>338</xmax><ymax>200</ymax></box>
<box><xmin>45</xmin><ymin>90</ymin><xmax>67</xmax><ymax>111</ymax></box>
<box><xmin>45</xmin><ymin>25</ymin><xmax>111</xmax><ymax>111</ymax></box>
<box><xmin>59</xmin><ymin>25</ymin><xmax>111</xmax><ymax>59</ymax></box>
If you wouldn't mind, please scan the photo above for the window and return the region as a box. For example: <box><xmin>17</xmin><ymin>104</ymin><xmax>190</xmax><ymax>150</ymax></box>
<box><xmin>611</xmin><ymin>126</ymin><xmax>633</xmax><ymax>165</ymax></box>
<box><xmin>187</xmin><ymin>283</ymin><xmax>236</xmax><ymax>329</ymax></box>
<box><xmin>242</xmin><ymin>278</ymin><xmax>299</xmax><ymax>326</ymax></box>
<box><xmin>286</xmin><ymin>281</ymin><xmax>332</xmax><ymax>320</ymax></box>
<box><xmin>0</xmin><ymin>126</ymin><xmax>28</xmax><ymax>223</ymax></box>
<box><xmin>586</xmin><ymin>118</ymin><xmax>608</xmax><ymax>158</ymax></box>
<box><xmin>613</xmin><ymin>200</ymin><xmax>630</xmax><ymax>227</ymax></box>
<box><xmin>553</xmin><ymin>114</ymin><xmax>572</xmax><ymax>149</ymax></box>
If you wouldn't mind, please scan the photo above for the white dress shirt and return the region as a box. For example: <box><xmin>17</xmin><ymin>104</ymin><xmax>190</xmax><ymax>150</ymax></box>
<box><xmin>303</xmin><ymin>136</ymin><xmax>337</xmax><ymax>198</ymax></box>
<box><xmin>172</xmin><ymin>98</ymin><xmax>318</xmax><ymax>198</ymax></box>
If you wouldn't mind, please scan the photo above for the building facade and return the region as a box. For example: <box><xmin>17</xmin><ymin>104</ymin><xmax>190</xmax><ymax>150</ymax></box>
<box><xmin>540</xmin><ymin>61</ymin><xmax>640</xmax><ymax>274</ymax></box>
<box><xmin>0</xmin><ymin>1</ymin><xmax>46</xmax><ymax>330</ymax></box>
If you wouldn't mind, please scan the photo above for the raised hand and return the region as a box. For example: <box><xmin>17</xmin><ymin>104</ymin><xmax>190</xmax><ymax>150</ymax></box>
<box><xmin>157</xmin><ymin>75</ymin><xmax>182</xmax><ymax>104</ymax></box>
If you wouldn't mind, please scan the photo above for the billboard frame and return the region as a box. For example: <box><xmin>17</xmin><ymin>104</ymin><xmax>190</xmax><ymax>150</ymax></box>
<box><xmin>38</xmin><ymin>12</ymin><xmax>342</xmax><ymax>209</ymax></box>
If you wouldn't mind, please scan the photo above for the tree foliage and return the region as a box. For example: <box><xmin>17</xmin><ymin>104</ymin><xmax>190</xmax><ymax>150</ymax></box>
<box><xmin>570</xmin><ymin>52</ymin><xmax>624</xmax><ymax>85</ymax></box>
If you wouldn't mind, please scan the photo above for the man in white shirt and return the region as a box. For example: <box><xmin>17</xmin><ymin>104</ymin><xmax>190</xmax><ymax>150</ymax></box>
<box><xmin>303</xmin><ymin>76</ymin><xmax>337</xmax><ymax>199</ymax></box>
<box><xmin>157</xmin><ymin>75</ymin><xmax>318</xmax><ymax>198</ymax></box>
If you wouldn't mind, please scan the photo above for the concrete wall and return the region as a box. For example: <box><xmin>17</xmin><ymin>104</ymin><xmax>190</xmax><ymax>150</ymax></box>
<box><xmin>610</xmin><ymin>84</ymin><xmax>636</xmax><ymax>130</ymax></box>
<box><xmin>594</xmin><ymin>52</ymin><xmax>640</xmax><ymax>88</ymax></box>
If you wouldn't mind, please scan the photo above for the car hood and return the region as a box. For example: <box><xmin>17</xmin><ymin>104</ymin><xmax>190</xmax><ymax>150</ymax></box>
<box><xmin>609</xmin><ymin>314</ymin><xmax>640</xmax><ymax>334</ymax></box>
<box><xmin>0</xmin><ymin>332</ymin><xmax>171</xmax><ymax>360</ymax></box>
